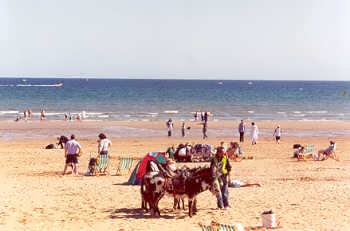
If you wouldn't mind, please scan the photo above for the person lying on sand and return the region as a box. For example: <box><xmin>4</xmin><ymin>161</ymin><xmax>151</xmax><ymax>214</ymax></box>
<box><xmin>229</xmin><ymin>179</ymin><xmax>261</xmax><ymax>188</ymax></box>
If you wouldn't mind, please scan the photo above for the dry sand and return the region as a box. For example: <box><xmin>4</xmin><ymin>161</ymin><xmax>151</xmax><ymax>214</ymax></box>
<box><xmin>0</xmin><ymin>120</ymin><xmax>349</xmax><ymax>231</ymax></box>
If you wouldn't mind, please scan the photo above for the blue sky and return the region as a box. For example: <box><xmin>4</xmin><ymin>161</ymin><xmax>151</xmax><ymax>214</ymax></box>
<box><xmin>1</xmin><ymin>0</ymin><xmax>349</xmax><ymax>80</ymax></box>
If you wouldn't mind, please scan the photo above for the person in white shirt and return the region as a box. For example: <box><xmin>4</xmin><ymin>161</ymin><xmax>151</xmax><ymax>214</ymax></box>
<box><xmin>273</xmin><ymin>125</ymin><xmax>282</xmax><ymax>144</ymax></box>
<box><xmin>97</xmin><ymin>133</ymin><xmax>112</xmax><ymax>173</ymax></box>
<box><xmin>251</xmin><ymin>122</ymin><xmax>259</xmax><ymax>145</ymax></box>
<box><xmin>98</xmin><ymin>133</ymin><xmax>112</xmax><ymax>156</ymax></box>
<box><xmin>63</xmin><ymin>134</ymin><xmax>82</xmax><ymax>176</ymax></box>
<box><xmin>166</xmin><ymin>119</ymin><xmax>173</xmax><ymax>137</ymax></box>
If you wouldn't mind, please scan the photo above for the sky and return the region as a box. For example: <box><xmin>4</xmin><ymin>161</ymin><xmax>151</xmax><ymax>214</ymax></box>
<box><xmin>0</xmin><ymin>0</ymin><xmax>350</xmax><ymax>80</ymax></box>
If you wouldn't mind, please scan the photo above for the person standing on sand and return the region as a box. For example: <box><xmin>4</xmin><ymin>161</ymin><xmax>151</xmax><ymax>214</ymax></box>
<box><xmin>204</xmin><ymin>111</ymin><xmax>209</xmax><ymax>123</ymax></box>
<box><xmin>97</xmin><ymin>133</ymin><xmax>112</xmax><ymax>173</ymax></box>
<box><xmin>28</xmin><ymin>109</ymin><xmax>32</xmax><ymax>119</ymax></box>
<box><xmin>181</xmin><ymin>122</ymin><xmax>186</xmax><ymax>137</ymax></box>
<box><xmin>166</xmin><ymin>119</ymin><xmax>173</xmax><ymax>137</ymax></box>
<box><xmin>273</xmin><ymin>125</ymin><xmax>282</xmax><ymax>144</ymax></box>
<box><xmin>238</xmin><ymin>120</ymin><xmax>245</xmax><ymax>142</ymax></box>
<box><xmin>251</xmin><ymin>122</ymin><xmax>259</xmax><ymax>145</ymax></box>
<box><xmin>210</xmin><ymin>146</ymin><xmax>232</xmax><ymax>209</ymax></box>
<box><xmin>40</xmin><ymin>109</ymin><xmax>46</xmax><ymax>120</ymax></box>
<box><xmin>63</xmin><ymin>134</ymin><xmax>82</xmax><ymax>176</ymax></box>
<box><xmin>202</xmin><ymin>121</ymin><xmax>208</xmax><ymax>139</ymax></box>
<box><xmin>23</xmin><ymin>110</ymin><xmax>27</xmax><ymax>121</ymax></box>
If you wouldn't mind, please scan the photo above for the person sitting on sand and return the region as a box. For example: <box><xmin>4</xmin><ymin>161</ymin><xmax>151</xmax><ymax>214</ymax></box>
<box><xmin>97</xmin><ymin>133</ymin><xmax>112</xmax><ymax>173</ymax></box>
<box><xmin>298</xmin><ymin>141</ymin><xmax>338</xmax><ymax>161</ymax></box>
<box><xmin>229</xmin><ymin>179</ymin><xmax>262</xmax><ymax>188</ymax></box>
<box><xmin>57</xmin><ymin>135</ymin><xmax>69</xmax><ymax>149</ymax></box>
<box><xmin>226</xmin><ymin>142</ymin><xmax>244</xmax><ymax>161</ymax></box>
<box><xmin>63</xmin><ymin>134</ymin><xmax>82</xmax><ymax>176</ymax></box>
<box><xmin>166</xmin><ymin>145</ymin><xmax>175</xmax><ymax>159</ymax></box>
<box><xmin>317</xmin><ymin>141</ymin><xmax>337</xmax><ymax>161</ymax></box>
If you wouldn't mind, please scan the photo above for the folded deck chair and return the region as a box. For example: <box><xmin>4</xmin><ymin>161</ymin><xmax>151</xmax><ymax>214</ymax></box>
<box><xmin>199</xmin><ymin>223</ymin><xmax>243</xmax><ymax>231</ymax></box>
<box><xmin>96</xmin><ymin>154</ymin><xmax>109</xmax><ymax>175</ymax></box>
<box><xmin>116</xmin><ymin>157</ymin><xmax>134</xmax><ymax>175</ymax></box>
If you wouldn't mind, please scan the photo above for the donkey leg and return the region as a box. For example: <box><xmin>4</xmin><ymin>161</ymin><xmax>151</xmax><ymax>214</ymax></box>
<box><xmin>193</xmin><ymin>197</ymin><xmax>198</xmax><ymax>214</ymax></box>
<box><xmin>188</xmin><ymin>198</ymin><xmax>193</xmax><ymax>217</ymax></box>
<box><xmin>182</xmin><ymin>198</ymin><xmax>185</xmax><ymax>210</ymax></box>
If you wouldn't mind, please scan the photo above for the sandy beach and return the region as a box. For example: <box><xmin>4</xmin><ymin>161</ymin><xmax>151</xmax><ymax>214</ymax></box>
<box><xmin>0</xmin><ymin>120</ymin><xmax>350</xmax><ymax>230</ymax></box>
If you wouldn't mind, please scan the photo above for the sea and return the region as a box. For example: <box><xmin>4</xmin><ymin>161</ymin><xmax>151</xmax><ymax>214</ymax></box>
<box><xmin>0</xmin><ymin>78</ymin><xmax>350</xmax><ymax>121</ymax></box>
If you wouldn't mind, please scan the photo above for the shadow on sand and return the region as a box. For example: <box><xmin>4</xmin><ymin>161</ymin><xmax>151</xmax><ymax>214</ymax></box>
<box><xmin>106</xmin><ymin>207</ymin><xmax>178</xmax><ymax>220</ymax></box>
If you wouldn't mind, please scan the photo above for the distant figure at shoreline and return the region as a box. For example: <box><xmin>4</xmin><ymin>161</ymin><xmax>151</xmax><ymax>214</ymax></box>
<box><xmin>202</xmin><ymin>121</ymin><xmax>208</xmax><ymax>139</ymax></box>
<box><xmin>64</xmin><ymin>113</ymin><xmax>68</xmax><ymax>121</ymax></box>
<box><xmin>273</xmin><ymin>125</ymin><xmax>282</xmax><ymax>144</ymax></box>
<box><xmin>40</xmin><ymin>109</ymin><xmax>46</xmax><ymax>120</ymax></box>
<box><xmin>23</xmin><ymin>110</ymin><xmax>28</xmax><ymax>121</ymax></box>
<box><xmin>166</xmin><ymin>119</ymin><xmax>173</xmax><ymax>137</ymax></box>
<box><xmin>204</xmin><ymin>111</ymin><xmax>208</xmax><ymax>123</ymax></box>
<box><xmin>63</xmin><ymin>134</ymin><xmax>82</xmax><ymax>176</ymax></box>
<box><xmin>194</xmin><ymin>112</ymin><xmax>199</xmax><ymax>121</ymax></box>
<box><xmin>181</xmin><ymin>122</ymin><xmax>186</xmax><ymax>137</ymax></box>
<box><xmin>251</xmin><ymin>122</ymin><xmax>259</xmax><ymax>145</ymax></box>
<box><xmin>28</xmin><ymin>109</ymin><xmax>32</xmax><ymax>119</ymax></box>
<box><xmin>238</xmin><ymin>120</ymin><xmax>245</xmax><ymax>142</ymax></box>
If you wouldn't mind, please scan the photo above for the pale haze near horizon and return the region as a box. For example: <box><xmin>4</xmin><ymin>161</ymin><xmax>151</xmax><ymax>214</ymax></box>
<box><xmin>0</xmin><ymin>0</ymin><xmax>350</xmax><ymax>80</ymax></box>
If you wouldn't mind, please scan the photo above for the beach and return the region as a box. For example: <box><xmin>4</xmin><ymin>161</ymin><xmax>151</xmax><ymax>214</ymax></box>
<box><xmin>0</xmin><ymin>120</ymin><xmax>350</xmax><ymax>230</ymax></box>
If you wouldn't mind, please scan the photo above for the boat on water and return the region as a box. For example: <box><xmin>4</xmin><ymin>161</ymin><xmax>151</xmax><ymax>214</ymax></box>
<box><xmin>248</xmin><ymin>81</ymin><xmax>253</xmax><ymax>85</ymax></box>
<box><xmin>16</xmin><ymin>83</ymin><xmax>63</xmax><ymax>87</ymax></box>
<box><xmin>218</xmin><ymin>81</ymin><xmax>223</xmax><ymax>85</ymax></box>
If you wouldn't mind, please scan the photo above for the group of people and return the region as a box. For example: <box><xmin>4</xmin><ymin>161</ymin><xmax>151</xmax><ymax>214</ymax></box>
<box><xmin>294</xmin><ymin>141</ymin><xmax>338</xmax><ymax>161</ymax></box>
<box><xmin>194</xmin><ymin>111</ymin><xmax>209</xmax><ymax>122</ymax></box>
<box><xmin>237</xmin><ymin>120</ymin><xmax>282</xmax><ymax>145</ymax></box>
<box><xmin>61</xmin><ymin>133</ymin><xmax>112</xmax><ymax>176</ymax></box>
<box><xmin>166</xmin><ymin>118</ymin><xmax>208</xmax><ymax>139</ymax></box>
<box><xmin>15</xmin><ymin>109</ymin><xmax>46</xmax><ymax>121</ymax></box>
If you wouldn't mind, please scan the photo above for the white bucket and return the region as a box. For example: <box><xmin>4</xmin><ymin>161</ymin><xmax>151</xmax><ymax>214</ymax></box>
<box><xmin>261</xmin><ymin>213</ymin><xmax>277</xmax><ymax>228</ymax></box>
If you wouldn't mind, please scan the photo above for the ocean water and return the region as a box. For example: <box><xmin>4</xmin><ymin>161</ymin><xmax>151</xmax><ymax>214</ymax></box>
<box><xmin>0</xmin><ymin>78</ymin><xmax>350</xmax><ymax>121</ymax></box>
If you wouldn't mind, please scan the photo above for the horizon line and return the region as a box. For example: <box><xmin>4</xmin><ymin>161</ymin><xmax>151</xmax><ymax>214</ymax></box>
<box><xmin>0</xmin><ymin>76</ymin><xmax>349</xmax><ymax>82</ymax></box>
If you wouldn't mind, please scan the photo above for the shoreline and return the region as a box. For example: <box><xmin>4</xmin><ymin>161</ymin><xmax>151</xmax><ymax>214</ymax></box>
<box><xmin>2</xmin><ymin>119</ymin><xmax>350</xmax><ymax>140</ymax></box>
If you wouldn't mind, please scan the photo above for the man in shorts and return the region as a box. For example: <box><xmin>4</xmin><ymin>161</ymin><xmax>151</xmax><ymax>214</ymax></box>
<box><xmin>63</xmin><ymin>134</ymin><xmax>82</xmax><ymax>176</ymax></box>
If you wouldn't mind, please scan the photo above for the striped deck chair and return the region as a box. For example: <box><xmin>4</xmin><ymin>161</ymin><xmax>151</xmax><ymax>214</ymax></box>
<box><xmin>96</xmin><ymin>154</ymin><xmax>109</xmax><ymax>174</ymax></box>
<box><xmin>199</xmin><ymin>223</ymin><xmax>244</xmax><ymax>231</ymax></box>
<box><xmin>116</xmin><ymin>157</ymin><xmax>134</xmax><ymax>175</ymax></box>
<box><xmin>304</xmin><ymin>144</ymin><xmax>314</xmax><ymax>154</ymax></box>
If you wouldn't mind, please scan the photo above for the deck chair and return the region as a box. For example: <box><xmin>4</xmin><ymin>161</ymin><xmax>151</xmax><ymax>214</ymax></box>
<box><xmin>96</xmin><ymin>154</ymin><xmax>109</xmax><ymax>175</ymax></box>
<box><xmin>297</xmin><ymin>144</ymin><xmax>315</xmax><ymax>160</ymax></box>
<box><xmin>304</xmin><ymin>144</ymin><xmax>314</xmax><ymax>154</ymax></box>
<box><xmin>199</xmin><ymin>223</ymin><xmax>244</xmax><ymax>231</ymax></box>
<box><xmin>116</xmin><ymin>157</ymin><xmax>134</xmax><ymax>175</ymax></box>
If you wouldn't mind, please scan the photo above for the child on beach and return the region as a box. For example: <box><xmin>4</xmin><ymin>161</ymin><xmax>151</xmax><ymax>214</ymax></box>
<box><xmin>166</xmin><ymin>119</ymin><xmax>173</xmax><ymax>137</ymax></box>
<box><xmin>181</xmin><ymin>122</ymin><xmax>186</xmax><ymax>137</ymax></box>
<box><xmin>273</xmin><ymin>125</ymin><xmax>282</xmax><ymax>144</ymax></box>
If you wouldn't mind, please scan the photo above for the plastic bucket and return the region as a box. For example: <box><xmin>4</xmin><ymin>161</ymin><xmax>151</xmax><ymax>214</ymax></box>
<box><xmin>261</xmin><ymin>213</ymin><xmax>277</xmax><ymax>228</ymax></box>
